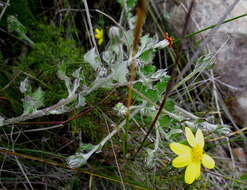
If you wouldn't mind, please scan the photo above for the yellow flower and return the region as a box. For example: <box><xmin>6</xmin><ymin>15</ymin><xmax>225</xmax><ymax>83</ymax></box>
<box><xmin>95</xmin><ymin>28</ymin><xmax>104</xmax><ymax>46</ymax></box>
<box><xmin>169</xmin><ymin>127</ymin><xmax>215</xmax><ymax>184</ymax></box>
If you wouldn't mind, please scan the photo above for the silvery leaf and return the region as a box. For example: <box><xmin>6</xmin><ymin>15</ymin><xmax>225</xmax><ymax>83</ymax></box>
<box><xmin>66</xmin><ymin>153</ymin><xmax>89</xmax><ymax>168</ymax></box>
<box><xmin>102</xmin><ymin>50</ymin><xmax>115</xmax><ymax>65</ymax></box>
<box><xmin>72</xmin><ymin>67</ymin><xmax>82</xmax><ymax>79</ymax></box>
<box><xmin>138</xmin><ymin>34</ymin><xmax>158</xmax><ymax>56</ymax></box>
<box><xmin>151</xmin><ymin>69</ymin><xmax>168</xmax><ymax>79</ymax></box>
<box><xmin>153</xmin><ymin>39</ymin><xmax>169</xmax><ymax>49</ymax></box>
<box><xmin>84</xmin><ymin>47</ymin><xmax>101</xmax><ymax>71</ymax></box>
<box><xmin>19</xmin><ymin>78</ymin><xmax>30</xmax><ymax>93</ymax></box>
<box><xmin>76</xmin><ymin>93</ymin><xmax>85</xmax><ymax>108</ymax></box>
<box><xmin>111</xmin><ymin>63</ymin><xmax>128</xmax><ymax>83</ymax></box>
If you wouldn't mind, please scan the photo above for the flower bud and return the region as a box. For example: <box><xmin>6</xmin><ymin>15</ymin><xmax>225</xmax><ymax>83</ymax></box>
<box><xmin>108</xmin><ymin>26</ymin><xmax>121</xmax><ymax>41</ymax></box>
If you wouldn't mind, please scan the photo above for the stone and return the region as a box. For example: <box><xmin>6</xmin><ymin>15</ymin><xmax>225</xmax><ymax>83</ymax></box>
<box><xmin>163</xmin><ymin>0</ymin><xmax>247</xmax><ymax>126</ymax></box>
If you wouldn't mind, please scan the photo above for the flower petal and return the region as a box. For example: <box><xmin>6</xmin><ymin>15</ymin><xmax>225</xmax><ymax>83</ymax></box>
<box><xmin>185</xmin><ymin>127</ymin><xmax>195</xmax><ymax>147</ymax></box>
<box><xmin>95</xmin><ymin>28</ymin><xmax>100</xmax><ymax>34</ymax></box>
<box><xmin>195</xmin><ymin>129</ymin><xmax>204</xmax><ymax>147</ymax></box>
<box><xmin>172</xmin><ymin>154</ymin><xmax>192</xmax><ymax>168</ymax></box>
<box><xmin>98</xmin><ymin>38</ymin><xmax>103</xmax><ymax>45</ymax></box>
<box><xmin>95</xmin><ymin>34</ymin><xmax>100</xmax><ymax>39</ymax></box>
<box><xmin>185</xmin><ymin>161</ymin><xmax>200</xmax><ymax>184</ymax></box>
<box><xmin>169</xmin><ymin>143</ymin><xmax>191</xmax><ymax>155</ymax></box>
<box><xmin>202</xmin><ymin>154</ymin><xmax>215</xmax><ymax>169</ymax></box>
<box><xmin>195</xmin><ymin>162</ymin><xmax>201</xmax><ymax>179</ymax></box>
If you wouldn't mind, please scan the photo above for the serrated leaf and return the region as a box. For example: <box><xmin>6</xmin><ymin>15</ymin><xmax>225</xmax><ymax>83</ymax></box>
<box><xmin>141</xmin><ymin>65</ymin><xmax>156</xmax><ymax>76</ymax></box>
<box><xmin>137</xmin><ymin>35</ymin><xmax>158</xmax><ymax>57</ymax></box>
<box><xmin>133</xmin><ymin>82</ymin><xmax>147</xmax><ymax>101</ymax></box>
<box><xmin>139</xmin><ymin>50</ymin><xmax>155</xmax><ymax>64</ymax></box>
<box><xmin>145</xmin><ymin>89</ymin><xmax>160</xmax><ymax>102</ymax></box>
<box><xmin>155</xmin><ymin>77</ymin><xmax>169</xmax><ymax>94</ymax></box>
<box><xmin>133</xmin><ymin>82</ymin><xmax>160</xmax><ymax>103</ymax></box>
<box><xmin>84</xmin><ymin>48</ymin><xmax>101</xmax><ymax>71</ymax></box>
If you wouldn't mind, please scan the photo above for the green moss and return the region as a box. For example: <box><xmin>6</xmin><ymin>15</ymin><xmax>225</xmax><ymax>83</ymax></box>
<box><xmin>69</xmin><ymin>112</ymin><xmax>102</xmax><ymax>142</ymax></box>
<box><xmin>19</xmin><ymin>24</ymin><xmax>85</xmax><ymax>105</ymax></box>
<box><xmin>1</xmin><ymin>0</ymin><xmax>37</xmax><ymax>27</ymax></box>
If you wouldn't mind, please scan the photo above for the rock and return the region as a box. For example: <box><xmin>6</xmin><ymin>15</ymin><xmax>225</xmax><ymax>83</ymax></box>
<box><xmin>163</xmin><ymin>0</ymin><xmax>247</xmax><ymax>126</ymax></box>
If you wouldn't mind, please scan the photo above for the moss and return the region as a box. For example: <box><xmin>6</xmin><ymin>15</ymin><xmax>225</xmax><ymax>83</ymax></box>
<box><xmin>0</xmin><ymin>0</ymin><xmax>37</xmax><ymax>27</ymax></box>
<box><xmin>19</xmin><ymin>24</ymin><xmax>85</xmax><ymax>105</ymax></box>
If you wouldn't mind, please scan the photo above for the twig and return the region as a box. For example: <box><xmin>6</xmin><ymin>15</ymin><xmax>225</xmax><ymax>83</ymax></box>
<box><xmin>82</xmin><ymin>0</ymin><xmax>100</xmax><ymax>58</ymax></box>
<box><xmin>0</xmin><ymin>0</ymin><xmax>10</xmax><ymax>21</ymax></box>
<box><xmin>103</xmin><ymin>115</ymin><xmax>126</xmax><ymax>190</ymax></box>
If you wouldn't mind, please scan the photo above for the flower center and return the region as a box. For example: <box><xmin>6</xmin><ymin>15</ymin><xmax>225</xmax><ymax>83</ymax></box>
<box><xmin>192</xmin><ymin>144</ymin><xmax>203</xmax><ymax>161</ymax></box>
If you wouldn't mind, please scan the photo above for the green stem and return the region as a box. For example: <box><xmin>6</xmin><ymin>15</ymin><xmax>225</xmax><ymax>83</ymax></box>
<box><xmin>174</xmin><ymin>13</ymin><xmax>247</xmax><ymax>43</ymax></box>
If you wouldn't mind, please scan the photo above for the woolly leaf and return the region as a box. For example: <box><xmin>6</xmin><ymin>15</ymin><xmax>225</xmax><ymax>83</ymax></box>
<box><xmin>22</xmin><ymin>87</ymin><xmax>45</xmax><ymax>114</ymax></box>
<box><xmin>111</xmin><ymin>62</ymin><xmax>128</xmax><ymax>83</ymax></box>
<box><xmin>84</xmin><ymin>48</ymin><xmax>101</xmax><ymax>71</ymax></box>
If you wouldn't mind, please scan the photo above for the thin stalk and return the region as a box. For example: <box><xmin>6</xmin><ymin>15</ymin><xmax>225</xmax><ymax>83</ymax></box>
<box><xmin>0</xmin><ymin>149</ymin><xmax>149</xmax><ymax>190</ymax></box>
<box><xmin>125</xmin><ymin>0</ymin><xmax>148</xmax><ymax>155</ymax></box>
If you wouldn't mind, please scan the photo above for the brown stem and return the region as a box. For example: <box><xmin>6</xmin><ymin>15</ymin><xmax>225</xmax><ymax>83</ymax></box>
<box><xmin>132</xmin><ymin>0</ymin><xmax>195</xmax><ymax>159</ymax></box>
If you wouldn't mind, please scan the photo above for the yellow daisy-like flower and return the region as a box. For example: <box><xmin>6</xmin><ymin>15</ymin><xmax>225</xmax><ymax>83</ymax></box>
<box><xmin>95</xmin><ymin>28</ymin><xmax>104</xmax><ymax>46</ymax></box>
<box><xmin>169</xmin><ymin>127</ymin><xmax>215</xmax><ymax>184</ymax></box>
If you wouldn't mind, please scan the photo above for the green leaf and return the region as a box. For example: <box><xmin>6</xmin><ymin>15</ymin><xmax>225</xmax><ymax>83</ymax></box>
<box><xmin>240</xmin><ymin>173</ymin><xmax>247</xmax><ymax>180</ymax></box>
<box><xmin>133</xmin><ymin>82</ymin><xmax>146</xmax><ymax>101</ymax></box>
<box><xmin>78</xmin><ymin>143</ymin><xmax>95</xmax><ymax>152</ymax></box>
<box><xmin>133</xmin><ymin>82</ymin><xmax>160</xmax><ymax>103</ymax></box>
<box><xmin>141</xmin><ymin>65</ymin><xmax>156</xmax><ymax>76</ymax></box>
<box><xmin>165</xmin><ymin>99</ymin><xmax>174</xmax><ymax>112</ymax></box>
<box><xmin>145</xmin><ymin>89</ymin><xmax>159</xmax><ymax>102</ymax></box>
<box><xmin>159</xmin><ymin>115</ymin><xmax>172</xmax><ymax>127</ymax></box>
<box><xmin>155</xmin><ymin>77</ymin><xmax>169</xmax><ymax>94</ymax></box>
<box><xmin>127</xmin><ymin>0</ymin><xmax>138</xmax><ymax>8</ymax></box>
<box><xmin>140</xmin><ymin>50</ymin><xmax>155</xmax><ymax>64</ymax></box>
